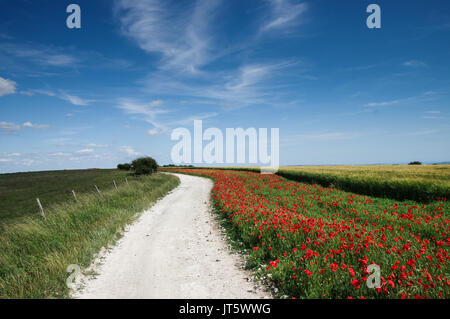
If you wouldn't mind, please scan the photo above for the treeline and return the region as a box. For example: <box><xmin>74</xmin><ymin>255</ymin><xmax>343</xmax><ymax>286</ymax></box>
<box><xmin>117</xmin><ymin>157</ymin><xmax>158</xmax><ymax>175</ymax></box>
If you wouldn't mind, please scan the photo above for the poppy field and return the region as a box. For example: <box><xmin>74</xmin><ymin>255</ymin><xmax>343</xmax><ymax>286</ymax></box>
<box><xmin>166</xmin><ymin>168</ymin><xmax>449</xmax><ymax>299</ymax></box>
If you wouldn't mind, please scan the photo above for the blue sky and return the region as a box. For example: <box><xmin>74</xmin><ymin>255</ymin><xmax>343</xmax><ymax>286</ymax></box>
<box><xmin>0</xmin><ymin>0</ymin><xmax>449</xmax><ymax>173</ymax></box>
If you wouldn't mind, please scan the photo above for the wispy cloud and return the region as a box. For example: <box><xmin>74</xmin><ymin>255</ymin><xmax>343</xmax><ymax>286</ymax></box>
<box><xmin>22</xmin><ymin>122</ymin><xmax>50</xmax><ymax>129</ymax></box>
<box><xmin>0</xmin><ymin>121</ymin><xmax>49</xmax><ymax>133</ymax></box>
<box><xmin>261</xmin><ymin>0</ymin><xmax>308</xmax><ymax>33</ymax></box>
<box><xmin>116</xmin><ymin>98</ymin><xmax>219</xmax><ymax>135</ymax></box>
<box><xmin>403</xmin><ymin>60</ymin><xmax>427</xmax><ymax>67</ymax></box>
<box><xmin>115</xmin><ymin>0</ymin><xmax>222</xmax><ymax>73</ymax></box>
<box><xmin>422</xmin><ymin>110</ymin><xmax>442</xmax><ymax>119</ymax></box>
<box><xmin>407</xmin><ymin>129</ymin><xmax>438</xmax><ymax>136</ymax></box>
<box><xmin>34</xmin><ymin>89</ymin><xmax>91</xmax><ymax>106</ymax></box>
<box><xmin>296</xmin><ymin>132</ymin><xmax>362</xmax><ymax>141</ymax></box>
<box><xmin>118</xmin><ymin>145</ymin><xmax>141</xmax><ymax>157</ymax></box>
<box><xmin>116</xmin><ymin>99</ymin><xmax>171</xmax><ymax>135</ymax></box>
<box><xmin>142</xmin><ymin>61</ymin><xmax>298</xmax><ymax>109</ymax></box>
<box><xmin>0</xmin><ymin>43</ymin><xmax>78</xmax><ymax>67</ymax></box>
<box><xmin>75</xmin><ymin>149</ymin><xmax>95</xmax><ymax>155</ymax></box>
<box><xmin>60</xmin><ymin>92</ymin><xmax>90</xmax><ymax>106</ymax></box>
<box><xmin>364</xmin><ymin>92</ymin><xmax>439</xmax><ymax>108</ymax></box>
<box><xmin>0</xmin><ymin>76</ymin><xmax>16</xmax><ymax>97</ymax></box>
<box><xmin>364</xmin><ymin>99</ymin><xmax>402</xmax><ymax>107</ymax></box>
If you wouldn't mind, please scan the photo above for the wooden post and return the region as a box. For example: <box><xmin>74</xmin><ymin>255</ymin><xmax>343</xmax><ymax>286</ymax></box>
<box><xmin>125</xmin><ymin>178</ymin><xmax>129</xmax><ymax>185</ymax></box>
<box><xmin>72</xmin><ymin>190</ymin><xmax>78</xmax><ymax>202</ymax></box>
<box><xmin>113</xmin><ymin>180</ymin><xmax>117</xmax><ymax>190</ymax></box>
<box><xmin>36</xmin><ymin>198</ymin><xmax>45</xmax><ymax>219</ymax></box>
<box><xmin>94</xmin><ymin>185</ymin><xmax>101</xmax><ymax>195</ymax></box>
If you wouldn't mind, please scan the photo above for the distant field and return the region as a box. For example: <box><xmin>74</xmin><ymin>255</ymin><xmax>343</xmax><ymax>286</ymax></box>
<box><xmin>278</xmin><ymin>165</ymin><xmax>450</xmax><ymax>203</ymax></box>
<box><xmin>196</xmin><ymin>165</ymin><xmax>450</xmax><ymax>203</ymax></box>
<box><xmin>0</xmin><ymin>169</ymin><xmax>133</xmax><ymax>223</ymax></box>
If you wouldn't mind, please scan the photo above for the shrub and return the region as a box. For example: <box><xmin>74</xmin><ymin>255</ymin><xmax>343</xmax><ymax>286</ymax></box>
<box><xmin>408</xmin><ymin>161</ymin><xmax>422</xmax><ymax>165</ymax></box>
<box><xmin>117</xmin><ymin>163</ymin><xmax>131</xmax><ymax>171</ymax></box>
<box><xmin>131</xmin><ymin>157</ymin><xmax>158</xmax><ymax>175</ymax></box>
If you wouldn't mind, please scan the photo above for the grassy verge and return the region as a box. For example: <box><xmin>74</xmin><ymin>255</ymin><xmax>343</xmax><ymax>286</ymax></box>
<box><xmin>0</xmin><ymin>169</ymin><xmax>134</xmax><ymax>223</ymax></box>
<box><xmin>0</xmin><ymin>173</ymin><xmax>179</xmax><ymax>298</ymax></box>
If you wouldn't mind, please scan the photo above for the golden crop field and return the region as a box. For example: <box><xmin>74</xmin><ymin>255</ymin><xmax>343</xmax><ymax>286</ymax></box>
<box><xmin>277</xmin><ymin>165</ymin><xmax>450</xmax><ymax>203</ymax></box>
<box><xmin>281</xmin><ymin>164</ymin><xmax>450</xmax><ymax>185</ymax></box>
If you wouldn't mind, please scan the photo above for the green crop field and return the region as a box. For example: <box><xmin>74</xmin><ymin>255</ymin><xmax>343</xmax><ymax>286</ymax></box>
<box><xmin>0</xmin><ymin>169</ymin><xmax>134</xmax><ymax>224</ymax></box>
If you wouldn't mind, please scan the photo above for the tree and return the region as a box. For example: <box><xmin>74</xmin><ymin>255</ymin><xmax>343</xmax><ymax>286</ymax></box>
<box><xmin>117</xmin><ymin>163</ymin><xmax>131</xmax><ymax>170</ymax></box>
<box><xmin>131</xmin><ymin>157</ymin><xmax>158</xmax><ymax>175</ymax></box>
<box><xmin>408</xmin><ymin>161</ymin><xmax>422</xmax><ymax>165</ymax></box>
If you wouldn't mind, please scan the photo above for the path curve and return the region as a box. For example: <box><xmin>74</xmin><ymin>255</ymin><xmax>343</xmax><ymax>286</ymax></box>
<box><xmin>74</xmin><ymin>173</ymin><xmax>269</xmax><ymax>299</ymax></box>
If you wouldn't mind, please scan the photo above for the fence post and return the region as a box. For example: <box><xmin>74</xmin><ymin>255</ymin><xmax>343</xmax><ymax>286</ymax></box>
<box><xmin>125</xmin><ymin>178</ymin><xmax>129</xmax><ymax>185</ymax></box>
<box><xmin>94</xmin><ymin>185</ymin><xmax>101</xmax><ymax>195</ymax></box>
<box><xmin>36</xmin><ymin>198</ymin><xmax>46</xmax><ymax>219</ymax></box>
<box><xmin>113</xmin><ymin>180</ymin><xmax>117</xmax><ymax>190</ymax></box>
<box><xmin>72</xmin><ymin>190</ymin><xmax>78</xmax><ymax>202</ymax></box>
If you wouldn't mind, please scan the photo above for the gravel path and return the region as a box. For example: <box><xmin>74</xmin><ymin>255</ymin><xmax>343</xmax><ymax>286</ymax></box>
<box><xmin>74</xmin><ymin>173</ymin><xmax>270</xmax><ymax>299</ymax></box>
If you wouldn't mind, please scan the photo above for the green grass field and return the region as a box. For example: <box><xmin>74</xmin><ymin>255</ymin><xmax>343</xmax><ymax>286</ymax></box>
<box><xmin>202</xmin><ymin>165</ymin><xmax>450</xmax><ymax>203</ymax></box>
<box><xmin>0</xmin><ymin>170</ymin><xmax>179</xmax><ymax>298</ymax></box>
<box><xmin>0</xmin><ymin>169</ymin><xmax>133</xmax><ymax>224</ymax></box>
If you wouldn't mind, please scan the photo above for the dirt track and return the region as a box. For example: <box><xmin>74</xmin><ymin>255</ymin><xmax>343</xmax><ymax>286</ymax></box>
<box><xmin>74</xmin><ymin>173</ymin><xmax>269</xmax><ymax>299</ymax></box>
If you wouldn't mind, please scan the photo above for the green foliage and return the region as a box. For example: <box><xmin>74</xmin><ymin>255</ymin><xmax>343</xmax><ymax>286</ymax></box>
<box><xmin>131</xmin><ymin>157</ymin><xmax>158</xmax><ymax>176</ymax></box>
<box><xmin>117</xmin><ymin>163</ymin><xmax>131</xmax><ymax>170</ymax></box>
<box><xmin>408</xmin><ymin>161</ymin><xmax>422</xmax><ymax>165</ymax></box>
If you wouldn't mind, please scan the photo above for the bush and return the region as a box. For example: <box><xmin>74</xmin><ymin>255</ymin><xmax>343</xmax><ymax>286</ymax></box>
<box><xmin>131</xmin><ymin>157</ymin><xmax>158</xmax><ymax>175</ymax></box>
<box><xmin>117</xmin><ymin>163</ymin><xmax>131</xmax><ymax>171</ymax></box>
<box><xmin>408</xmin><ymin>161</ymin><xmax>422</xmax><ymax>165</ymax></box>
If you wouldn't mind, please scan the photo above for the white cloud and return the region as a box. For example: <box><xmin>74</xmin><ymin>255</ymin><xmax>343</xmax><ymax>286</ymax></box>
<box><xmin>364</xmin><ymin>99</ymin><xmax>402</xmax><ymax>107</ymax></box>
<box><xmin>407</xmin><ymin>129</ymin><xmax>438</xmax><ymax>136</ymax></box>
<box><xmin>0</xmin><ymin>76</ymin><xmax>17</xmax><ymax>97</ymax></box>
<box><xmin>0</xmin><ymin>121</ymin><xmax>21</xmax><ymax>132</ymax></box>
<box><xmin>119</xmin><ymin>145</ymin><xmax>141</xmax><ymax>157</ymax></box>
<box><xmin>75</xmin><ymin>149</ymin><xmax>95</xmax><ymax>155</ymax></box>
<box><xmin>60</xmin><ymin>92</ymin><xmax>90</xmax><ymax>106</ymax></box>
<box><xmin>117</xmin><ymin>99</ymin><xmax>169</xmax><ymax>119</ymax></box>
<box><xmin>424</xmin><ymin>110</ymin><xmax>440</xmax><ymax>114</ymax></box>
<box><xmin>84</xmin><ymin>143</ymin><xmax>109</xmax><ymax>148</ymax></box>
<box><xmin>422</xmin><ymin>116</ymin><xmax>441</xmax><ymax>119</ymax></box>
<box><xmin>403</xmin><ymin>60</ymin><xmax>427</xmax><ymax>67</ymax></box>
<box><xmin>22</xmin><ymin>122</ymin><xmax>50</xmax><ymax>129</ymax></box>
<box><xmin>261</xmin><ymin>0</ymin><xmax>308</xmax><ymax>33</ymax></box>
<box><xmin>0</xmin><ymin>121</ymin><xmax>48</xmax><ymax>133</ymax></box>
<box><xmin>148</xmin><ymin>99</ymin><xmax>164</xmax><ymax>107</ymax></box>
<box><xmin>147</xmin><ymin>127</ymin><xmax>165</xmax><ymax>135</ymax></box>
